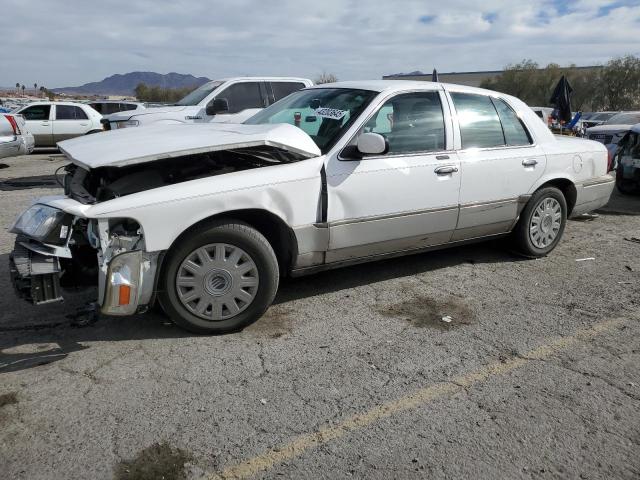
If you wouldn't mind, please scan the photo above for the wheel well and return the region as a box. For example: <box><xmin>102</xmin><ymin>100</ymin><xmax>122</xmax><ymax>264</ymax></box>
<box><xmin>170</xmin><ymin>209</ymin><xmax>298</xmax><ymax>275</ymax></box>
<box><xmin>537</xmin><ymin>179</ymin><xmax>577</xmax><ymax>215</ymax></box>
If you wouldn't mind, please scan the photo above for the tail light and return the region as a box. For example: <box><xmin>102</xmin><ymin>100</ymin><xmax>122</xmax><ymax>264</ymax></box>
<box><xmin>5</xmin><ymin>115</ymin><xmax>21</xmax><ymax>135</ymax></box>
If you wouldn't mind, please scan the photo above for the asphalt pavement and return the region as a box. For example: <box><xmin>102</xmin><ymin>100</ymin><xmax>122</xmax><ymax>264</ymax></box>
<box><xmin>0</xmin><ymin>152</ymin><xmax>639</xmax><ymax>480</ymax></box>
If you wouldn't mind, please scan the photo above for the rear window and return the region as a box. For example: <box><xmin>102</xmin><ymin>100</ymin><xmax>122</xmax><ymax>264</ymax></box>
<box><xmin>56</xmin><ymin>105</ymin><xmax>88</xmax><ymax>120</ymax></box>
<box><xmin>271</xmin><ymin>82</ymin><xmax>306</xmax><ymax>102</ymax></box>
<box><xmin>450</xmin><ymin>92</ymin><xmax>505</xmax><ymax>149</ymax></box>
<box><xmin>604</xmin><ymin>113</ymin><xmax>640</xmax><ymax>125</ymax></box>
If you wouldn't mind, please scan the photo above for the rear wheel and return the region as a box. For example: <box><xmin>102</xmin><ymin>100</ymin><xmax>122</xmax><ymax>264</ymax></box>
<box><xmin>512</xmin><ymin>187</ymin><xmax>567</xmax><ymax>257</ymax></box>
<box><xmin>159</xmin><ymin>221</ymin><xmax>279</xmax><ymax>334</ymax></box>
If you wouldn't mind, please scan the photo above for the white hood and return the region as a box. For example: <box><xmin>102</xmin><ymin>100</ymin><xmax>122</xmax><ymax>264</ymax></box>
<box><xmin>58</xmin><ymin>123</ymin><xmax>322</xmax><ymax>169</ymax></box>
<box><xmin>106</xmin><ymin>105</ymin><xmax>190</xmax><ymax>121</ymax></box>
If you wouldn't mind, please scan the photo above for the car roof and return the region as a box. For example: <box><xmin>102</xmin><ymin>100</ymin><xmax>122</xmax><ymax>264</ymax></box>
<box><xmin>89</xmin><ymin>100</ymin><xmax>141</xmax><ymax>104</ymax></box>
<box><xmin>306</xmin><ymin>80</ymin><xmax>498</xmax><ymax>96</ymax></box>
<box><xmin>213</xmin><ymin>77</ymin><xmax>312</xmax><ymax>83</ymax></box>
<box><xmin>20</xmin><ymin>101</ymin><xmax>91</xmax><ymax>107</ymax></box>
<box><xmin>631</xmin><ymin>123</ymin><xmax>640</xmax><ymax>134</ymax></box>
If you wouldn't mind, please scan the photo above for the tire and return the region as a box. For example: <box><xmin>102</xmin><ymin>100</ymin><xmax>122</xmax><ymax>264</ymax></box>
<box><xmin>158</xmin><ymin>220</ymin><xmax>279</xmax><ymax>334</ymax></box>
<box><xmin>512</xmin><ymin>187</ymin><xmax>567</xmax><ymax>258</ymax></box>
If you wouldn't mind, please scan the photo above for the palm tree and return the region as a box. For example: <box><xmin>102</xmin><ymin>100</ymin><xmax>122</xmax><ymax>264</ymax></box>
<box><xmin>34</xmin><ymin>83</ymin><xmax>38</xmax><ymax>96</ymax></box>
<box><xmin>15</xmin><ymin>82</ymin><xmax>20</xmax><ymax>96</ymax></box>
<box><xmin>21</xmin><ymin>85</ymin><xmax>25</xmax><ymax>96</ymax></box>
<box><xmin>39</xmin><ymin>86</ymin><xmax>46</xmax><ymax>98</ymax></box>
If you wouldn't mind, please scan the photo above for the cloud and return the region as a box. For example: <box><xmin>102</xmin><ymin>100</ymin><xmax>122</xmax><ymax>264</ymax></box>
<box><xmin>2</xmin><ymin>0</ymin><xmax>639</xmax><ymax>88</ymax></box>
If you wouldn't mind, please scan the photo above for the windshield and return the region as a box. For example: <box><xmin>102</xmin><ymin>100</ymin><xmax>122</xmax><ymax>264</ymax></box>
<box><xmin>604</xmin><ymin>112</ymin><xmax>640</xmax><ymax>125</ymax></box>
<box><xmin>175</xmin><ymin>81</ymin><xmax>224</xmax><ymax>106</ymax></box>
<box><xmin>245</xmin><ymin>88</ymin><xmax>377</xmax><ymax>152</ymax></box>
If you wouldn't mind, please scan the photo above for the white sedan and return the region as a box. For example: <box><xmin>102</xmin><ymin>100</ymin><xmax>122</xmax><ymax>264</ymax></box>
<box><xmin>14</xmin><ymin>101</ymin><xmax>103</xmax><ymax>147</ymax></box>
<box><xmin>9</xmin><ymin>81</ymin><xmax>614</xmax><ymax>333</ymax></box>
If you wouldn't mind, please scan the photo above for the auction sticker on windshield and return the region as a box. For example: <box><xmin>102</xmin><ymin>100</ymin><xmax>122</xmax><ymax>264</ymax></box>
<box><xmin>315</xmin><ymin>108</ymin><xmax>347</xmax><ymax>120</ymax></box>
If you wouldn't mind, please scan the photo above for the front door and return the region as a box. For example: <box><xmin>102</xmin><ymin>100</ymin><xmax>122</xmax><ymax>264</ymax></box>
<box><xmin>447</xmin><ymin>91</ymin><xmax>547</xmax><ymax>240</ymax></box>
<box><xmin>20</xmin><ymin>104</ymin><xmax>53</xmax><ymax>147</ymax></box>
<box><xmin>325</xmin><ymin>90</ymin><xmax>461</xmax><ymax>263</ymax></box>
<box><xmin>52</xmin><ymin>105</ymin><xmax>91</xmax><ymax>142</ymax></box>
<box><xmin>206</xmin><ymin>81</ymin><xmax>266</xmax><ymax>124</ymax></box>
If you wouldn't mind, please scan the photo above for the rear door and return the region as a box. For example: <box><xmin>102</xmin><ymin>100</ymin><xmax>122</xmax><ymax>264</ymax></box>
<box><xmin>52</xmin><ymin>105</ymin><xmax>91</xmax><ymax>142</ymax></box>
<box><xmin>447</xmin><ymin>90</ymin><xmax>546</xmax><ymax>240</ymax></box>
<box><xmin>19</xmin><ymin>105</ymin><xmax>53</xmax><ymax>146</ymax></box>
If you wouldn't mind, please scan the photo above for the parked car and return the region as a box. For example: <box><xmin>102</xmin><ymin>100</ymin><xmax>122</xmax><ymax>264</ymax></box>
<box><xmin>13</xmin><ymin>102</ymin><xmax>103</xmax><ymax>148</ymax></box>
<box><xmin>87</xmin><ymin>100</ymin><xmax>145</xmax><ymax>116</ymax></box>
<box><xmin>586</xmin><ymin>111</ymin><xmax>640</xmax><ymax>156</ymax></box>
<box><xmin>9</xmin><ymin>81</ymin><xmax>614</xmax><ymax>333</ymax></box>
<box><xmin>0</xmin><ymin>113</ymin><xmax>34</xmax><ymax>159</ymax></box>
<box><xmin>581</xmin><ymin>111</ymin><xmax>618</xmax><ymax>130</ymax></box>
<box><xmin>102</xmin><ymin>77</ymin><xmax>313</xmax><ymax>129</ymax></box>
<box><xmin>613</xmin><ymin>123</ymin><xmax>640</xmax><ymax>194</ymax></box>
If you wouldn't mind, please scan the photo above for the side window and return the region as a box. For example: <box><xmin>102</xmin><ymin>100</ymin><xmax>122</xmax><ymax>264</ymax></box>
<box><xmin>120</xmin><ymin>103</ymin><xmax>137</xmax><ymax>112</ymax></box>
<box><xmin>271</xmin><ymin>82</ymin><xmax>306</xmax><ymax>102</ymax></box>
<box><xmin>21</xmin><ymin>105</ymin><xmax>51</xmax><ymax>121</ymax></box>
<box><xmin>365</xmin><ymin>91</ymin><xmax>446</xmax><ymax>154</ymax></box>
<box><xmin>56</xmin><ymin>105</ymin><xmax>88</xmax><ymax>120</ymax></box>
<box><xmin>492</xmin><ymin>98</ymin><xmax>532</xmax><ymax>146</ymax></box>
<box><xmin>216</xmin><ymin>82</ymin><xmax>263</xmax><ymax>114</ymax></box>
<box><xmin>89</xmin><ymin>103</ymin><xmax>103</xmax><ymax>114</ymax></box>
<box><xmin>450</xmin><ymin>92</ymin><xmax>505</xmax><ymax>149</ymax></box>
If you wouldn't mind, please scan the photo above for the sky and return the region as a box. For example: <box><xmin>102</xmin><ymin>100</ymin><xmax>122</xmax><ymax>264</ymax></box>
<box><xmin>2</xmin><ymin>0</ymin><xmax>639</xmax><ymax>88</ymax></box>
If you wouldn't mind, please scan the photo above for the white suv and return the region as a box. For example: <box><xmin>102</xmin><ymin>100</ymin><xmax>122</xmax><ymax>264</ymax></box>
<box><xmin>103</xmin><ymin>77</ymin><xmax>313</xmax><ymax>129</ymax></box>
<box><xmin>14</xmin><ymin>102</ymin><xmax>103</xmax><ymax>147</ymax></box>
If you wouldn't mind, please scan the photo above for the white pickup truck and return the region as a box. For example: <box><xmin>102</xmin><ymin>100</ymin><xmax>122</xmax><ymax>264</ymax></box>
<box><xmin>9</xmin><ymin>81</ymin><xmax>614</xmax><ymax>334</ymax></box>
<box><xmin>103</xmin><ymin>77</ymin><xmax>313</xmax><ymax>130</ymax></box>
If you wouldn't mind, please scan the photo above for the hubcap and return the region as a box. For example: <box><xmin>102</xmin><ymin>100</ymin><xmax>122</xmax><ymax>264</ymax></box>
<box><xmin>529</xmin><ymin>197</ymin><xmax>562</xmax><ymax>249</ymax></box>
<box><xmin>175</xmin><ymin>243</ymin><xmax>259</xmax><ymax>321</ymax></box>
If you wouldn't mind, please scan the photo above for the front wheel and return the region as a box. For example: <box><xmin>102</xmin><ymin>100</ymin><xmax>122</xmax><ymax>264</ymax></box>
<box><xmin>158</xmin><ymin>221</ymin><xmax>279</xmax><ymax>334</ymax></box>
<box><xmin>512</xmin><ymin>187</ymin><xmax>567</xmax><ymax>258</ymax></box>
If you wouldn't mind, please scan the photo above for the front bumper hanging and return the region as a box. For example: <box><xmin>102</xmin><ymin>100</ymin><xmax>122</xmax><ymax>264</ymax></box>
<box><xmin>10</xmin><ymin>241</ymin><xmax>63</xmax><ymax>304</ymax></box>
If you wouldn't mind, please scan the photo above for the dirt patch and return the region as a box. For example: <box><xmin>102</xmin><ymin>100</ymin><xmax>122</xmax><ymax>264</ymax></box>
<box><xmin>0</xmin><ymin>391</ymin><xmax>18</xmax><ymax>407</ymax></box>
<box><xmin>377</xmin><ymin>294</ymin><xmax>475</xmax><ymax>330</ymax></box>
<box><xmin>244</xmin><ymin>305</ymin><xmax>294</xmax><ymax>338</ymax></box>
<box><xmin>114</xmin><ymin>442</ymin><xmax>192</xmax><ymax>480</ymax></box>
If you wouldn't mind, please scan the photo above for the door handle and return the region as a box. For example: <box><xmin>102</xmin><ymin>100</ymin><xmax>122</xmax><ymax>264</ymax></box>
<box><xmin>41</xmin><ymin>122</ymin><xmax>49</xmax><ymax>126</ymax></box>
<box><xmin>434</xmin><ymin>165</ymin><xmax>458</xmax><ymax>175</ymax></box>
<box><xmin>522</xmin><ymin>158</ymin><xmax>538</xmax><ymax>167</ymax></box>
<box><xmin>80</xmin><ymin>123</ymin><xmax>88</xmax><ymax>126</ymax></box>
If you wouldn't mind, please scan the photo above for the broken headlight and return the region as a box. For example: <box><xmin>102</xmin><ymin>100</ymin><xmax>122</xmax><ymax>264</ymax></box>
<box><xmin>10</xmin><ymin>204</ymin><xmax>72</xmax><ymax>245</ymax></box>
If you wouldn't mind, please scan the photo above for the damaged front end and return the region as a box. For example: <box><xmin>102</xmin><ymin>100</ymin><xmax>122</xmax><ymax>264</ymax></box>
<box><xmin>9</xmin><ymin>202</ymin><xmax>158</xmax><ymax>315</ymax></box>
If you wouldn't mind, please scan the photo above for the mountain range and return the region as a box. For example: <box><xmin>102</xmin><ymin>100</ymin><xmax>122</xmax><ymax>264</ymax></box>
<box><xmin>53</xmin><ymin>72</ymin><xmax>211</xmax><ymax>95</ymax></box>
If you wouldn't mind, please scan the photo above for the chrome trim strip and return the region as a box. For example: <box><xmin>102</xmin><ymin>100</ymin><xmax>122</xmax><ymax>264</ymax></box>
<box><xmin>330</xmin><ymin>205</ymin><xmax>458</xmax><ymax>227</ymax></box>
<box><xmin>459</xmin><ymin>197</ymin><xmax>519</xmax><ymax>209</ymax></box>
<box><xmin>579</xmin><ymin>175</ymin><xmax>615</xmax><ymax>188</ymax></box>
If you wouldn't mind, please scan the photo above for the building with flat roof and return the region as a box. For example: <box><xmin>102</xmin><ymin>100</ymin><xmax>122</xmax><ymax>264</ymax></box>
<box><xmin>383</xmin><ymin>66</ymin><xmax>600</xmax><ymax>87</ymax></box>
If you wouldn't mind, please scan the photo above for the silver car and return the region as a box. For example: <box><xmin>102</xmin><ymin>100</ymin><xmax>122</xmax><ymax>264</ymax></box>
<box><xmin>0</xmin><ymin>113</ymin><xmax>34</xmax><ymax>159</ymax></box>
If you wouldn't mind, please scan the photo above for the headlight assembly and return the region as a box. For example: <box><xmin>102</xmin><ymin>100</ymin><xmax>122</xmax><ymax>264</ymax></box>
<box><xmin>10</xmin><ymin>204</ymin><xmax>72</xmax><ymax>245</ymax></box>
<box><xmin>113</xmin><ymin>119</ymin><xmax>140</xmax><ymax>128</ymax></box>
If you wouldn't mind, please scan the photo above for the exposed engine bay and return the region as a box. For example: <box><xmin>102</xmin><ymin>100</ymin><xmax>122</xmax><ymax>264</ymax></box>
<box><xmin>62</xmin><ymin>146</ymin><xmax>306</xmax><ymax>204</ymax></box>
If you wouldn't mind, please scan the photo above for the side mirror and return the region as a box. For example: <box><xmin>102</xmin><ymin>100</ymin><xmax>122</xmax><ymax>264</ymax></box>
<box><xmin>357</xmin><ymin>132</ymin><xmax>388</xmax><ymax>155</ymax></box>
<box><xmin>206</xmin><ymin>98</ymin><xmax>229</xmax><ymax>116</ymax></box>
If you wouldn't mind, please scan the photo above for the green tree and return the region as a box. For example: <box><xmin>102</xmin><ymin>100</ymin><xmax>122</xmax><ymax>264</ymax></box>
<box><xmin>134</xmin><ymin>82</ymin><xmax>195</xmax><ymax>103</ymax></box>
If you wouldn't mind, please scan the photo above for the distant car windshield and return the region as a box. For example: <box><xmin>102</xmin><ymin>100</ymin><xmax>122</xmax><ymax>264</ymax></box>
<box><xmin>175</xmin><ymin>81</ymin><xmax>223</xmax><ymax>106</ymax></box>
<box><xmin>604</xmin><ymin>112</ymin><xmax>640</xmax><ymax>125</ymax></box>
<box><xmin>245</xmin><ymin>88</ymin><xmax>377</xmax><ymax>152</ymax></box>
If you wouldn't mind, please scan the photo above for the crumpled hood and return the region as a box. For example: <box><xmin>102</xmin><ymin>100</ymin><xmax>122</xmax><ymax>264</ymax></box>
<box><xmin>58</xmin><ymin>123</ymin><xmax>322</xmax><ymax>169</ymax></box>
